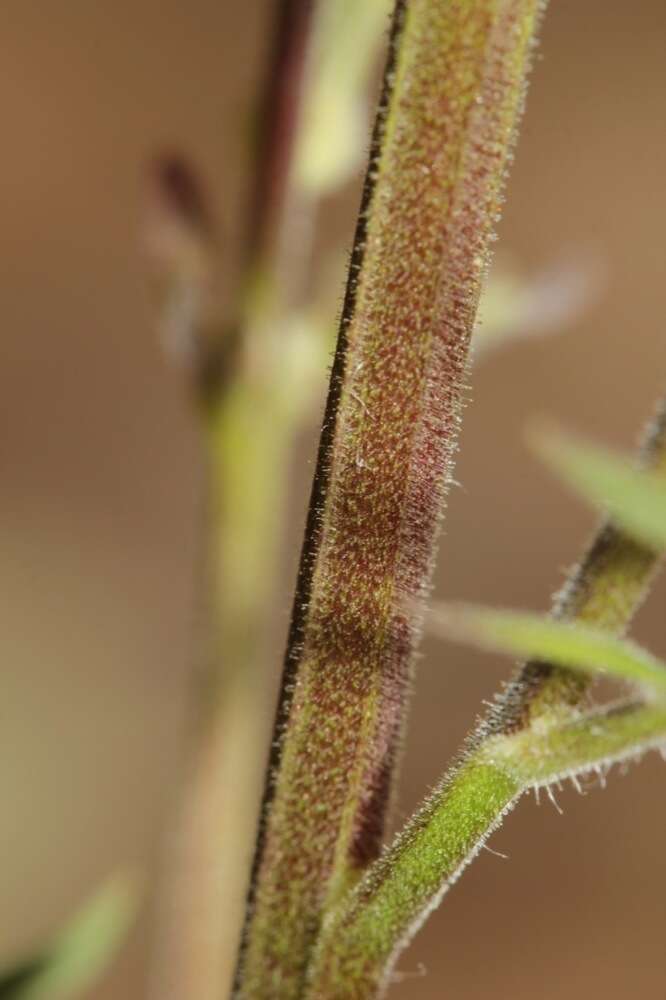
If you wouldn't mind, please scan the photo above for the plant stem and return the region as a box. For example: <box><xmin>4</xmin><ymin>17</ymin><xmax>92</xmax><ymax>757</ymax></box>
<box><xmin>235</xmin><ymin>2</ymin><xmax>547</xmax><ymax>996</ymax></box>
<box><xmin>306</xmin><ymin>700</ymin><xmax>666</xmax><ymax>999</ymax></box>
<box><xmin>151</xmin><ymin>393</ymin><xmax>293</xmax><ymax>1000</ymax></box>
<box><xmin>148</xmin><ymin>4</ymin><xmax>317</xmax><ymax>998</ymax></box>
<box><xmin>494</xmin><ymin>699</ymin><xmax>666</xmax><ymax>785</ymax></box>
<box><xmin>294</xmin><ymin>0</ymin><xmax>394</xmax><ymax>196</ymax></box>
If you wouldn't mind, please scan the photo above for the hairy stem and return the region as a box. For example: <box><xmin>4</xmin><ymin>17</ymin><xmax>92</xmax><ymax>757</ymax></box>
<box><xmin>241</xmin><ymin>0</ymin><xmax>315</xmax><ymax>279</ymax></box>
<box><xmin>0</xmin><ymin>876</ymin><xmax>137</xmax><ymax>1000</ymax></box>
<box><xmin>235</xmin><ymin>2</ymin><xmax>547</xmax><ymax>996</ymax></box>
<box><xmin>307</xmin><ymin>700</ymin><xmax>666</xmax><ymax>999</ymax></box>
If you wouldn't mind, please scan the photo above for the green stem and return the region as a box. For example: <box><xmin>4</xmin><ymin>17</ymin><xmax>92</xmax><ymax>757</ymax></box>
<box><xmin>235</xmin><ymin>2</ymin><xmax>547</xmax><ymax>997</ymax></box>
<box><xmin>307</xmin><ymin>700</ymin><xmax>666</xmax><ymax>999</ymax></box>
<box><xmin>151</xmin><ymin>392</ymin><xmax>293</xmax><ymax>1000</ymax></box>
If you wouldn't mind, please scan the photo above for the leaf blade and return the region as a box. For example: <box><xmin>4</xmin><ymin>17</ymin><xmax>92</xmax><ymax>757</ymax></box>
<box><xmin>532</xmin><ymin>424</ymin><xmax>666</xmax><ymax>550</ymax></box>
<box><xmin>307</xmin><ymin>697</ymin><xmax>666</xmax><ymax>998</ymax></box>
<box><xmin>427</xmin><ymin>602</ymin><xmax>666</xmax><ymax>696</ymax></box>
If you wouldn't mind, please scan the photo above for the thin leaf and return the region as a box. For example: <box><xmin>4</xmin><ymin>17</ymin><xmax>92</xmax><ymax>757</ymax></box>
<box><xmin>485</xmin><ymin>396</ymin><xmax>666</xmax><ymax>730</ymax></box>
<box><xmin>0</xmin><ymin>874</ymin><xmax>138</xmax><ymax>1000</ymax></box>
<box><xmin>295</xmin><ymin>0</ymin><xmax>394</xmax><ymax>195</ymax></box>
<box><xmin>532</xmin><ymin>424</ymin><xmax>666</xmax><ymax>550</ymax></box>
<box><xmin>426</xmin><ymin>602</ymin><xmax>666</xmax><ymax>697</ymax></box>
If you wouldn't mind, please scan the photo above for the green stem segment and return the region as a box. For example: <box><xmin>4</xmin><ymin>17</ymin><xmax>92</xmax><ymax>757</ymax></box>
<box><xmin>307</xmin><ymin>700</ymin><xmax>666</xmax><ymax>999</ymax></box>
<box><xmin>0</xmin><ymin>876</ymin><xmax>137</xmax><ymax>1000</ymax></box>
<box><xmin>236</xmin><ymin>2</ymin><xmax>547</xmax><ymax>996</ymax></box>
<box><xmin>308</xmin><ymin>761</ymin><xmax>520</xmax><ymax>1000</ymax></box>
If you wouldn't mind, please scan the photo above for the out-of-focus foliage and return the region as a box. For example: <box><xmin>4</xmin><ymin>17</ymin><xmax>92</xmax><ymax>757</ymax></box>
<box><xmin>427</xmin><ymin>603</ymin><xmax>666</xmax><ymax>697</ymax></box>
<box><xmin>533</xmin><ymin>424</ymin><xmax>666</xmax><ymax>550</ymax></box>
<box><xmin>0</xmin><ymin>875</ymin><xmax>138</xmax><ymax>1000</ymax></box>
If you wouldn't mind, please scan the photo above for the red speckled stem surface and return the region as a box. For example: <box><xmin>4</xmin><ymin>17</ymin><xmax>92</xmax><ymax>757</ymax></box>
<box><xmin>235</xmin><ymin>2</ymin><xmax>545</xmax><ymax>997</ymax></box>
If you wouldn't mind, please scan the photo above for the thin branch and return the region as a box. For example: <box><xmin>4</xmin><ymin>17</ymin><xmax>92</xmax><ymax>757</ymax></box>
<box><xmin>294</xmin><ymin>0</ymin><xmax>394</xmax><ymax>195</ymax></box>
<box><xmin>494</xmin><ymin>698</ymin><xmax>666</xmax><ymax>787</ymax></box>
<box><xmin>479</xmin><ymin>394</ymin><xmax>666</xmax><ymax>739</ymax></box>
<box><xmin>426</xmin><ymin>603</ymin><xmax>666</xmax><ymax>697</ymax></box>
<box><xmin>240</xmin><ymin>0</ymin><xmax>316</xmax><ymax>287</ymax></box>
<box><xmin>307</xmin><ymin>700</ymin><xmax>666</xmax><ymax>998</ymax></box>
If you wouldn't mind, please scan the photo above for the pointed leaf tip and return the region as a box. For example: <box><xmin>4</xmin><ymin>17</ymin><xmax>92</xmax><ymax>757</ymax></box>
<box><xmin>426</xmin><ymin>602</ymin><xmax>666</xmax><ymax>697</ymax></box>
<box><xmin>528</xmin><ymin>423</ymin><xmax>666</xmax><ymax>551</ymax></box>
<box><xmin>0</xmin><ymin>872</ymin><xmax>139</xmax><ymax>1000</ymax></box>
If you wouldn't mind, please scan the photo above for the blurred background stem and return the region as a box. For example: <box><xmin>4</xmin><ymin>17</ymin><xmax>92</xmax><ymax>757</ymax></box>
<box><xmin>145</xmin><ymin>3</ymin><xmax>394</xmax><ymax>998</ymax></box>
<box><xmin>146</xmin><ymin>3</ymin><xmax>316</xmax><ymax>997</ymax></box>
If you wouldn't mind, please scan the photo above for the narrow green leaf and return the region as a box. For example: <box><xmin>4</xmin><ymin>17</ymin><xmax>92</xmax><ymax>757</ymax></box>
<box><xmin>0</xmin><ymin>874</ymin><xmax>138</xmax><ymax>1000</ymax></box>
<box><xmin>532</xmin><ymin>424</ymin><xmax>666</xmax><ymax>550</ymax></box>
<box><xmin>295</xmin><ymin>0</ymin><xmax>394</xmax><ymax>195</ymax></box>
<box><xmin>473</xmin><ymin>253</ymin><xmax>599</xmax><ymax>360</ymax></box>
<box><xmin>426</xmin><ymin>602</ymin><xmax>666</xmax><ymax>697</ymax></box>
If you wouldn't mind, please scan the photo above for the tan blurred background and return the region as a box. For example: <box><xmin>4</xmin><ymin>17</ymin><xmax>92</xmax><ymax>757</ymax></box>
<box><xmin>1</xmin><ymin>1</ymin><xmax>665</xmax><ymax>997</ymax></box>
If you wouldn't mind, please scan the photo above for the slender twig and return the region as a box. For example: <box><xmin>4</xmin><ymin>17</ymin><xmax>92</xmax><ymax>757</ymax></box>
<box><xmin>307</xmin><ymin>699</ymin><xmax>666</xmax><ymax>999</ymax></box>
<box><xmin>195</xmin><ymin>0</ymin><xmax>317</xmax><ymax>402</ymax></box>
<box><xmin>0</xmin><ymin>876</ymin><xmax>137</xmax><ymax>1000</ymax></box>
<box><xmin>235</xmin><ymin>2</ymin><xmax>548</xmax><ymax>996</ymax></box>
<box><xmin>147</xmin><ymin>5</ymin><xmax>317</xmax><ymax>999</ymax></box>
